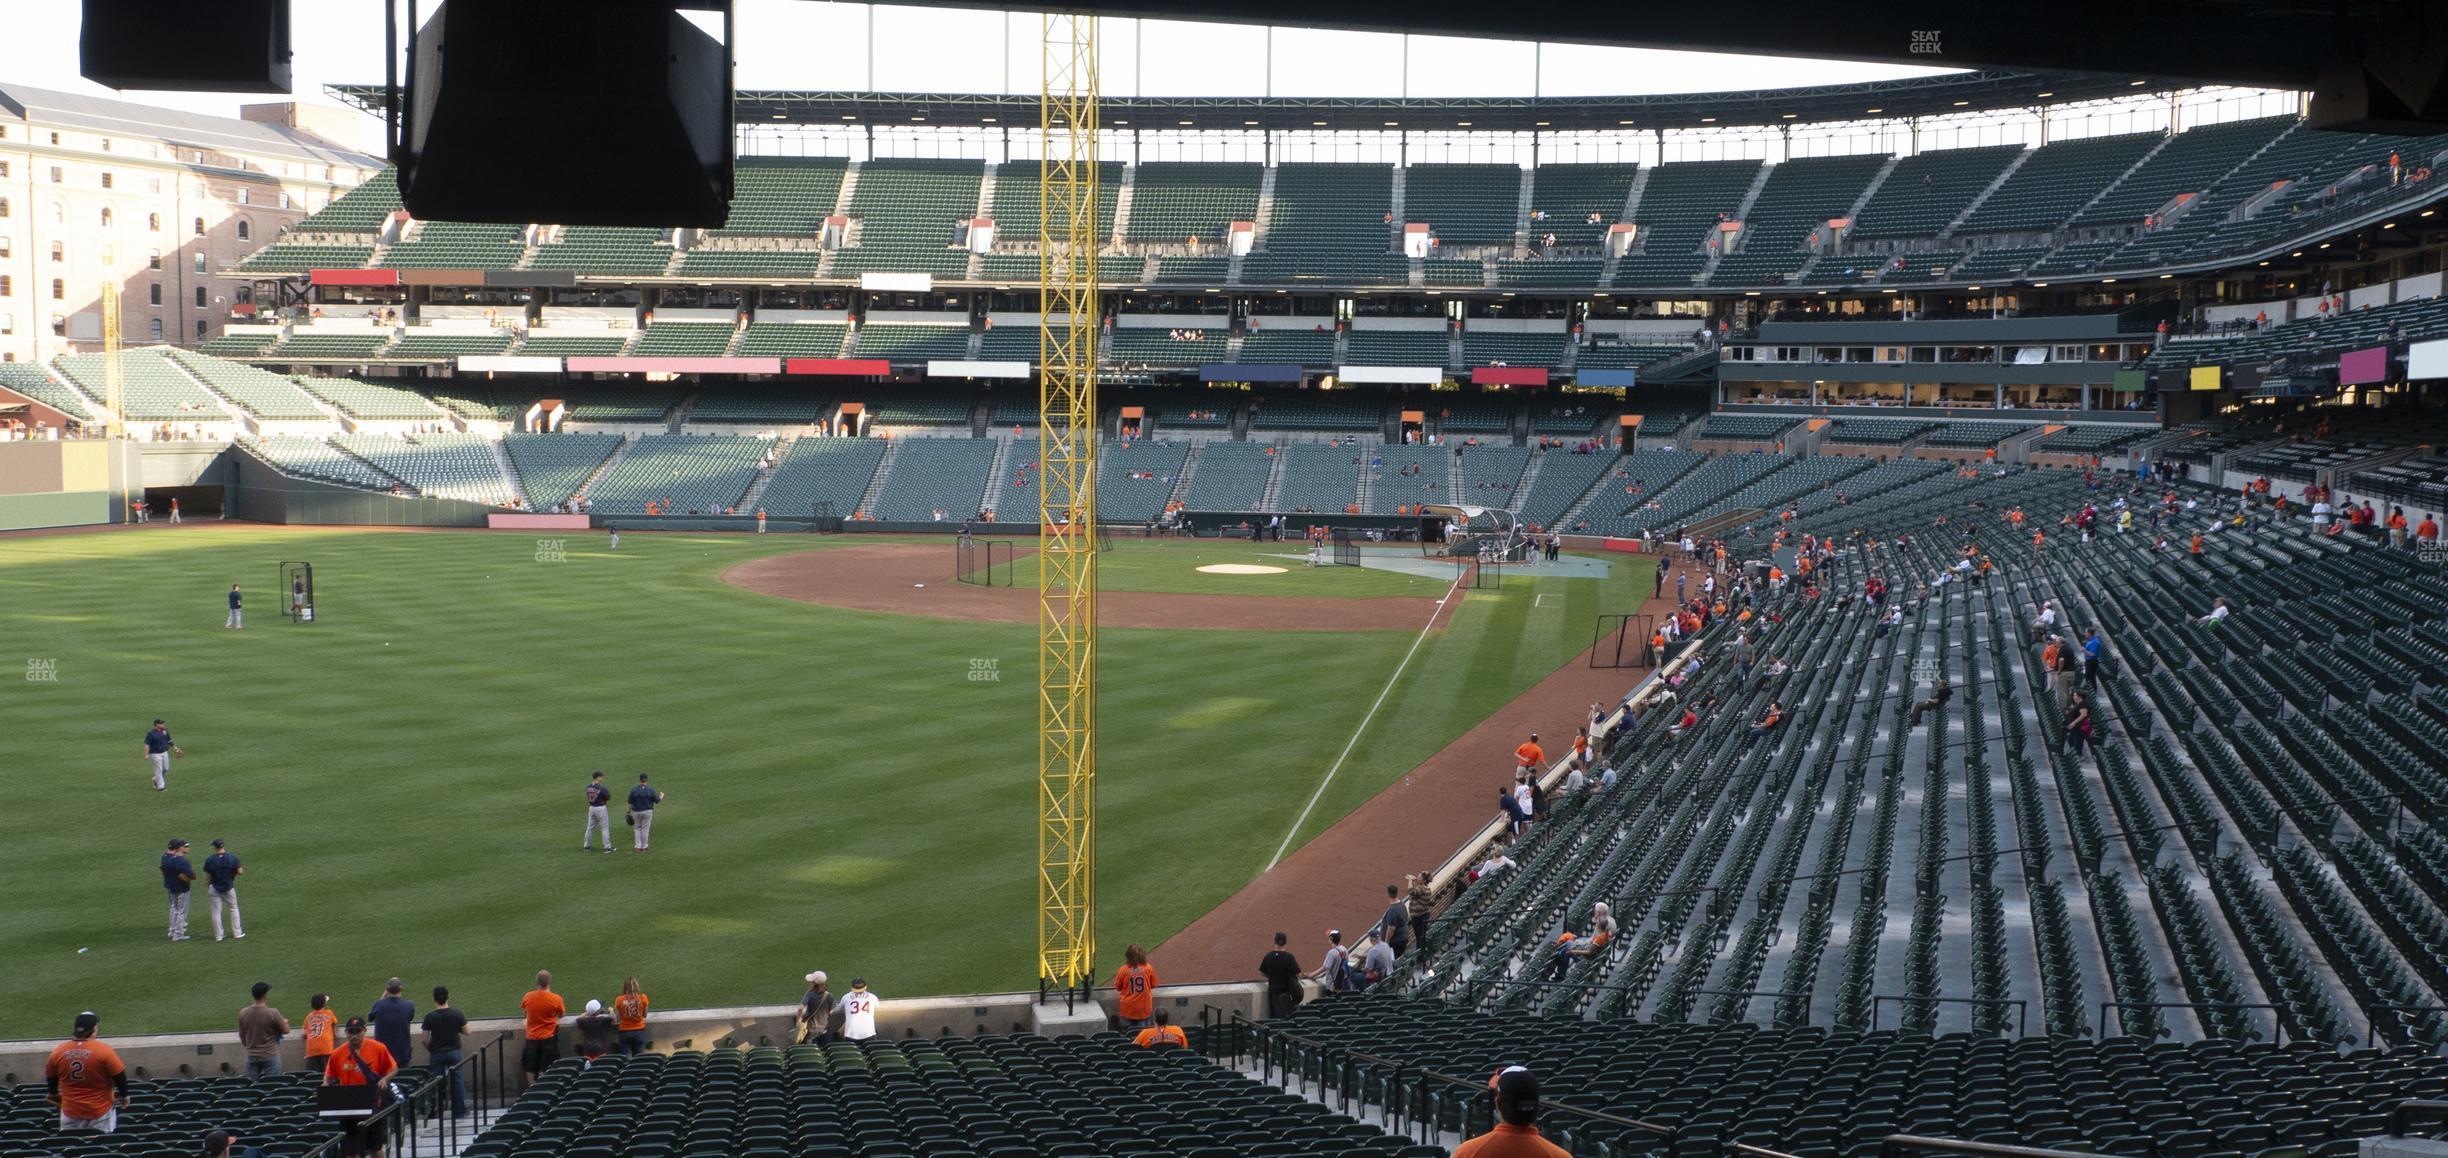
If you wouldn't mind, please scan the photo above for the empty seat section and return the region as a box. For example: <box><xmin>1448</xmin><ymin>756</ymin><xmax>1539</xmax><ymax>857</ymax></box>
<box><xmin>379</xmin><ymin>220</ymin><xmax>525</xmax><ymax>268</ymax></box>
<box><xmin>632</xmin><ymin>321</ymin><xmax>735</xmax><ymax>357</ymax></box>
<box><xmin>584</xmin><ymin>434</ymin><xmax>769</xmax><ymax>513</ymax></box>
<box><xmin>165</xmin><ymin>349</ymin><xmax>326</xmax><ymax>419</ymax></box>
<box><xmin>1248</xmin><ymin>392</ymin><xmax>1383</xmax><ymax>433</ymax></box>
<box><xmin>516</xmin><ymin>332</ymin><xmax>633</xmax><ymax>357</ymax></box>
<box><xmin>1403</xmin><ymin>163</ymin><xmax>1523</xmax><ymax>246</ymax></box>
<box><xmin>853</xmin><ymin>323</ymin><xmax>972</xmax><ymax>363</ymax></box>
<box><xmin>563</xmin><ymin>385</ymin><xmax>683</xmax><ymax>424</ymax></box>
<box><xmin>1708</xmin><ymin>153</ymin><xmax>1889</xmax><ymax>287</ymax></box>
<box><xmin>1274</xmin><ymin>443</ymin><xmax>1361</xmax><ymax>511</ymax></box>
<box><xmin>1242</xmin><ymin>164</ymin><xmax>1406</xmax><ymax>286</ymax></box>
<box><xmin>1106</xmin><ymin>326</ymin><xmax>1223</xmax><ymax>368</ymax></box>
<box><xmin>862</xmin><ymin>389</ymin><xmax>976</xmax><ymax>429</ymax></box>
<box><xmin>1182</xmin><ymin>441</ymin><xmax>1275</xmax><ymax>511</ymax></box>
<box><xmin>2073</xmin><ymin>116</ymin><xmax>2292</xmax><ymax>228</ymax></box>
<box><xmin>1526</xmin><ymin>164</ymin><xmax>1641</xmax><ymax>248</ymax></box>
<box><xmin>759</xmin><ymin>436</ymin><xmax>888</xmax><ymax>517</ymax></box>
<box><xmin>987</xmin><ymin>161</ymin><xmax>1122</xmax><ymax>243</ymax></box>
<box><xmin>1098</xmin><ymin>438</ymin><xmax>1191</xmax><ymax>523</ymax></box>
<box><xmin>833</xmin><ymin>159</ymin><xmax>985</xmax><ymax>278</ymax></box>
<box><xmin>737</xmin><ymin>322</ymin><xmax>851</xmax><ymax>358</ymax></box>
<box><xmin>1124</xmin><ymin>163</ymin><xmax>1264</xmax><ymax>247</ymax></box>
<box><xmin>1698</xmin><ymin>413</ymin><xmax>1801</xmax><ymax>442</ymax></box>
<box><xmin>1369</xmin><ymin>444</ymin><xmax>1451</xmax><ymax>513</ymax></box>
<box><xmin>1613</xmin><ymin>159</ymin><xmax>1761</xmax><ymax>288</ymax></box>
<box><xmin>0</xmin><ymin>1071</ymin><xmax>340</xmax><ymax>1155</ymax></box>
<box><xmin>1957</xmin><ymin>131</ymin><xmax>2162</xmax><ymax>233</ymax></box>
<box><xmin>335</xmin><ymin>432</ymin><xmax>518</xmax><ymax>505</ymax></box>
<box><xmin>244</xmin><ymin>435</ymin><xmax>397</xmax><ymax>489</ymax></box>
<box><xmin>502</xmin><ymin>432</ymin><xmax>623</xmax><ymax>507</ymax></box>
<box><xmin>869</xmin><ymin>437</ymin><xmax>997</xmax><ymax>520</ymax></box>
<box><xmin>54</xmin><ymin>349</ymin><xmax>222</xmax><ymax>421</ymax></box>
<box><xmin>1848</xmin><ymin>143</ymin><xmax>2025</xmax><ymax>242</ymax></box>
<box><xmin>387</xmin><ymin>328</ymin><xmax>516</xmax><ymax>358</ymax></box>
<box><xmin>690</xmin><ymin>387</ymin><xmax>836</xmax><ymax>426</ymax></box>
<box><xmin>529</xmin><ymin>226</ymin><xmax>673</xmax><ymax>275</ymax></box>
<box><xmin>1345</xmin><ymin>329</ymin><xmax>1450</xmax><ymax>367</ymax></box>
<box><xmin>1462</xmin><ymin>330</ymin><xmax>1566</xmax><ymax>368</ymax></box>
<box><xmin>1239</xmin><ymin>326</ymin><xmax>1336</xmax><ymax>366</ymax></box>
<box><xmin>290</xmin><ymin>376</ymin><xmax>436</xmax><ymax>421</ymax></box>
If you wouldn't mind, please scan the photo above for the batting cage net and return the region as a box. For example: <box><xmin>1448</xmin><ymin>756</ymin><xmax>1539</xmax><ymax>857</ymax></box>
<box><xmin>1467</xmin><ymin>550</ymin><xmax>1506</xmax><ymax>591</ymax></box>
<box><xmin>279</xmin><ymin>561</ymin><xmax>317</xmax><ymax>624</ymax></box>
<box><xmin>955</xmin><ymin>539</ymin><xmax>1015</xmax><ymax>587</ymax></box>
<box><xmin>1331</xmin><ymin>529</ymin><xmax>1362</xmax><ymax>567</ymax></box>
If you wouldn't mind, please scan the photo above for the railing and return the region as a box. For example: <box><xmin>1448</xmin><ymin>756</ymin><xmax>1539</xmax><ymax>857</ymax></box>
<box><xmin>1871</xmin><ymin>994</ymin><xmax>2030</xmax><ymax>1037</ymax></box>
<box><xmin>1879</xmin><ymin>1135</ymin><xmax>2099</xmax><ymax>1158</ymax></box>
<box><xmin>2366</xmin><ymin>1006</ymin><xmax>2448</xmax><ymax>1050</ymax></box>
<box><xmin>2100</xmin><ymin>999</ymin><xmax>2293</xmax><ymax>1046</ymax></box>
<box><xmin>298</xmin><ymin>1030</ymin><xmax>516</xmax><ymax>1157</ymax></box>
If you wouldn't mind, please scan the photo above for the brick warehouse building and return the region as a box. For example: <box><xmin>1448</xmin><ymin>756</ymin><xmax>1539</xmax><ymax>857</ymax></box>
<box><xmin>0</xmin><ymin>83</ymin><xmax>380</xmax><ymax>365</ymax></box>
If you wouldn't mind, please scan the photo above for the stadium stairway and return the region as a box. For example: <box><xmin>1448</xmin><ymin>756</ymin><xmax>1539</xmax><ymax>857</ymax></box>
<box><xmin>1938</xmin><ymin>148</ymin><xmax>2036</xmax><ymax>238</ymax></box>
<box><xmin>854</xmin><ymin>439</ymin><xmax>902</xmax><ymax>518</ymax></box>
<box><xmin>570</xmin><ymin>436</ymin><xmax>636</xmax><ymax>506</ymax></box>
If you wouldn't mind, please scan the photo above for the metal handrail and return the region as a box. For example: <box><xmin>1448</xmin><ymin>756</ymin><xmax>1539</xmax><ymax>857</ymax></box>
<box><xmin>2100</xmin><ymin>998</ymin><xmax>2294</xmax><ymax>1046</ymax></box>
<box><xmin>1880</xmin><ymin>1135</ymin><xmax>2100</xmax><ymax>1158</ymax></box>
<box><xmin>1871</xmin><ymin>994</ymin><xmax>2030</xmax><ymax>1036</ymax></box>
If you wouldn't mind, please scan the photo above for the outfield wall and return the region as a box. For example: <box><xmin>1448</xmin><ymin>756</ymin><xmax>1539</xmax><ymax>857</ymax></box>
<box><xmin>0</xmin><ymin>439</ymin><xmax>135</xmax><ymax>530</ymax></box>
<box><xmin>0</xmin><ymin>982</ymin><xmax>1273</xmax><ymax>1086</ymax></box>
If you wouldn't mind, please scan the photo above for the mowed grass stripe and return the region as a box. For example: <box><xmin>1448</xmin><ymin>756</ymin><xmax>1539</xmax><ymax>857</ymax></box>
<box><xmin>0</xmin><ymin>530</ymin><xmax>1596</xmax><ymax>1037</ymax></box>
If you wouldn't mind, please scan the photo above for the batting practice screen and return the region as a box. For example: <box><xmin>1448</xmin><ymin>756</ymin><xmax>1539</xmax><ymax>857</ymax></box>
<box><xmin>955</xmin><ymin>539</ymin><xmax>1016</xmax><ymax>587</ymax></box>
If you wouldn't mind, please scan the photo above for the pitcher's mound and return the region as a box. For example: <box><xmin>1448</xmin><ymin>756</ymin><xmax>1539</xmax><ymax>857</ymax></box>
<box><xmin>1197</xmin><ymin>563</ymin><xmax>1288</xmax><ymax>575</ymax></box>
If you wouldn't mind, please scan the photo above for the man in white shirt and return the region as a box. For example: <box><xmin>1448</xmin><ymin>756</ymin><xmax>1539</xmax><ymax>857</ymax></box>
<box><xmin>2311</xmin><ymin>499</ymin><xmax>2333</xmax><ymax>528</ymax></box>
<box><xmin>2030</xmin><ymin>601</ymin><xmax>2057</xmax><ymax>643</ymax></box>
<box><xmin>1477</xmin><ymin>849</ymin><xmax>1516</xmax><ymax>880</ymax></box>
<box><xmin>835</xmin><ymin>979</ymin><xmax>879</xmax><ymax>1041</ymax></box>
<box><xmin>2197</xmin><ymin>598</ymin><xmax>2230</xmax><ymax>627</ymax></box>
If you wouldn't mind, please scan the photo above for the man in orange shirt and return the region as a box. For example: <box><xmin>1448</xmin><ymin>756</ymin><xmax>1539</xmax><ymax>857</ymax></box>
<box><xmin>1514</xmin><ymin>733</ymin><xmax>1544</xmax><ymax>773</ymax></box>
<box><xmin>1455</xmin><ymin>1066</ymin><xmax>1570</xmax><ymax>1157</ymax></box>
<box><xmin>2418</xmin><ymin>513</ymin><xmax>2440</xmax><ymax>550</ymax></box>
<box><xmin>518</xmin><ymin>970</ymin><xmax>566</xmax><ymax>1088</ymax></box>
<box><xmin>1746</xmin><ymin>701</ymin><xmax>1783</xmax><ymax>738</ymax></box>
<box><xmin>1132</xmin><ymin>1009</ymin><xmax>1189</xmax><ymax>1049</ymax></box>
<box><xmin>1111</xmin><ymin>944</ymin><xmax>1159</xmax><ymax>1031</ymax></box>
<box><xmin>45</xmin><ymin>1012</ymin><xmax>127</xmax><ymax>1135</ymax></box>
<box><xmin>323</xmin><ymin>1017</ymin><xmax>397</xmax><ymax>1158</ymax></box>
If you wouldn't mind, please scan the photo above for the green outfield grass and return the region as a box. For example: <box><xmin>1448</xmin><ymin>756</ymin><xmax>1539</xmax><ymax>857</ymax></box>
<box><xmin>0</xmin><ymin>528</ymin><xmax>1639</xmax><ymax>1039</ymax></box>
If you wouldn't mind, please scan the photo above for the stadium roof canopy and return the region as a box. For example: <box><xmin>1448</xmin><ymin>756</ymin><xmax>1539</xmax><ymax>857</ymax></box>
<box><xmin>331</xmin><ymin>70</ymin><xmax>2184</xmax><ymax>134</ymax></box>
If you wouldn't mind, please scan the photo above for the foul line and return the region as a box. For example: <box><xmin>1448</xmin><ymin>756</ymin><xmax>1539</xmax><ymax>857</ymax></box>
<box><xmin>1262</xmin><ymin>572</ymin><xmax>1463</xmax><ymax>872</ymax></box>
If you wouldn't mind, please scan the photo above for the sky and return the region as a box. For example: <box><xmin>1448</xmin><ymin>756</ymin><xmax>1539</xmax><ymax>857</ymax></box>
<box><xmin>0</xmin><ymin>1</ymin><xmax>1959</xmax><ymax>119</ymax></box>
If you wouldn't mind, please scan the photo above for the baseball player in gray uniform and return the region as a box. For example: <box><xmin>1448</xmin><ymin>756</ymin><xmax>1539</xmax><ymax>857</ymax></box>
<box><xmin>582</xmin><ymin>772</ymin><xmax>615</xmax><ymax>853</ymax></box>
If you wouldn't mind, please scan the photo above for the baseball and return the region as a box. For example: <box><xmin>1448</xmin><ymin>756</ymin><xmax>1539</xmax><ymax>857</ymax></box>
<box><xmin>915</xmin><ymin>583</ymin><xmax>926</xmax><ymax>588</ymax></box>
<box><xmin>77</xmin><ymin>947</ymin><xmax>88</xmax><ymax>954</ymax></box>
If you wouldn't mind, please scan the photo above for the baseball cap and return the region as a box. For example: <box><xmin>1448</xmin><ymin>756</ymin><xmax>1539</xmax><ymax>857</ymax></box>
<box><xmin>211</xmin><ymin>839</ymin><xmax>226</xmax><ymax>849</ymax></box>
<box><xmin>153</xmin><ymin>718</ymin><xmax>165</xmax><ymax>725</ymax></box>
<box><xmin>805</xmin><ymin>970</ymin><xmax>827</xmax><ymax>985</ymax></box>
<box><xmin>344</xmin><ymin>1017</ymin><xmax>366</xmax><ymax>1033</ymax></box>
<box><xmin>72</xmin><ymin>1011</ymin><xmax>98</xmax><ymax>1037</ymax></box>
<box><xmin>584</xmin><ymin>999</ymin><xmax>603</xmax><ymax>1015</ymax></box>
<box><xmin>850</xmin><ymin>977</ymin><xmax>867</xmax><ymax>989</ymax></box>
<box><xmin>167</xmin><ymin>838</ymin><xmax>188</xmax><ymax>850</ymax></box>
<box><xmin>1491</xmin><ymin>1066</ymin><xmax>1540</xmax><ymax>1124</ymax></box>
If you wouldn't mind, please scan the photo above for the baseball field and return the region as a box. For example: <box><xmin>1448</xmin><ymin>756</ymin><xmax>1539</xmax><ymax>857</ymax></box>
<box><xmin>0</xmin><ymin>526</ymin><xmax>1636</xmax><ymax>1039</ymax></box>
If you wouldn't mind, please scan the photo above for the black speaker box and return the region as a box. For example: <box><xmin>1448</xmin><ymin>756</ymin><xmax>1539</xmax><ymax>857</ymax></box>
<box><xmin>399</xmin><ymin>0</ymin><xmax>732</xmax><ymax>227</ymax></box>
<box><xmin>81</xmin><ymin>0</ymin><xmax>292</xmax><ymax>93</ymax></box>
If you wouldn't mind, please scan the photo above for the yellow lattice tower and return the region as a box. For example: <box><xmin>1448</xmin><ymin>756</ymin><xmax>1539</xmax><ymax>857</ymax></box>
<box><xmin>101</xmin><ymin>283</ymin><xmax>132</xmax><ymax>521</ymax></box>
<box><xmin>1036</xmin><ymin>10</ymin><xmax>1100</xmax><ymax>1002</ymax></box>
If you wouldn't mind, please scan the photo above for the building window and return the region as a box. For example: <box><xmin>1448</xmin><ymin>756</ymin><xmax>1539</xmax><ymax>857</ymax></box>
<box><xmin>48</xmin><ymin>132</ymin><xmax>60</xmax><ymax>145</ymax></box>
<box><xmin>278</xmin><ymin>192</ymin><xmax>291</xmax><ymax>209</ymax></box>
<box><xmin>236</xmin><ymin>188</ymin><xmax>249</xmax><ymax>206</ymax></box>
<box><xmin>148</xmin><ymin>212</ymin><xmax>160</xmax><ymax>232</ymax></box>
<box><xmin>49</xmin><ymin>242</ymin><xmax>63</xmax><ymax>263</ymax></box>
<box><xmin>196</xmin><ymin>319</ymin><xmax>208</xmax><ymax>338</ymax></box>
<box><xmin>51</xmin><ymin>202</ymin><xmax>64</xmax><ymax>224</ymax></box>
<box><xmin>99</xmin><ymin>138</ymin><xmax>110</xmax><ymax>152</ymax></box>
<box><xmin>193</xmin><ymin>217</ymin><xmax>206</xmax><ymax>237</ymax></box>
<box><xmin>149</xmin><ymin>319</ymin><xmax>162</xmax><ymax>340</ymax></box>
<box><xmin>234</xmin><ymin>285</ymin><xmax>253</xmax><ymax>305</ymax></box>
<box><xmin>195</xmin><ymin>286</ymin><xmax>208</xmax><ymax>308</ymax></box>
<box><xmin>0</xmin><ymin>197</ymin><xmax>9</xmax><ymax>217</ymax></box>
<box><xmin>148</xmin><ymin>177</ymin><xmax>161</xmax><ymax>194</ymax></box>
<box><xmin>0</xmin><ymin>237</ymin><xmax>8</xmax><ymax>258</ymax></box>
<box><xmin>48</xmin><ymin>166</ymin><xmax>61</xmax><ymax>183</ymax></box>
<box><xmin>99</xmin><ymin>245</ymin><xmax>112</xmax><ymax>265</ymax></box>
<box><xmin>148</xmin><ymin>249</ymin><xmax>161</xmax><ymax>270</ymax></box>
<box><xmin>0</xmin><ymin>161</ymin><xmax>8</xmax><ymax>177</ymax></box>
<box><xmin>148</xmin><ymin>283</ymin><xmax>161</xmax><ymax>305</ymax></box>
<box><xmin>100</xmin><ymin>172</ymin><xmax>113</xmax><ymax>189</ymax></box>
<box><xmin>99</xmin><ymin>207</ymin><xmax>113</xmax><ymax>227</ymax></box>
<box><xmin>0</xmin><ymin>275</ymin><xmax>10</xmax><ymax>296</ymax></box>
<box><xmin>193</xmin><ymin>252</ymin><xmax>207</xmax><ymax>273</ymax></box>
<box><xmin>53</xmin><ymin>314</ymin><xmax>69</xmax><ymax>336</ymax></box>
<box><xmin>236</xmin><ymin>219</ymin><xmax>251</xmax><ymax>242</ymax></box>
<box><xmin>0</xmin><ymin>313</ymin><xmax>12</xmax><ymax>335</ymax></box>
<box><xmin>51</xmin><ymin>280</ymin><xmax>65</xmax><ymax>301</ymax></box>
